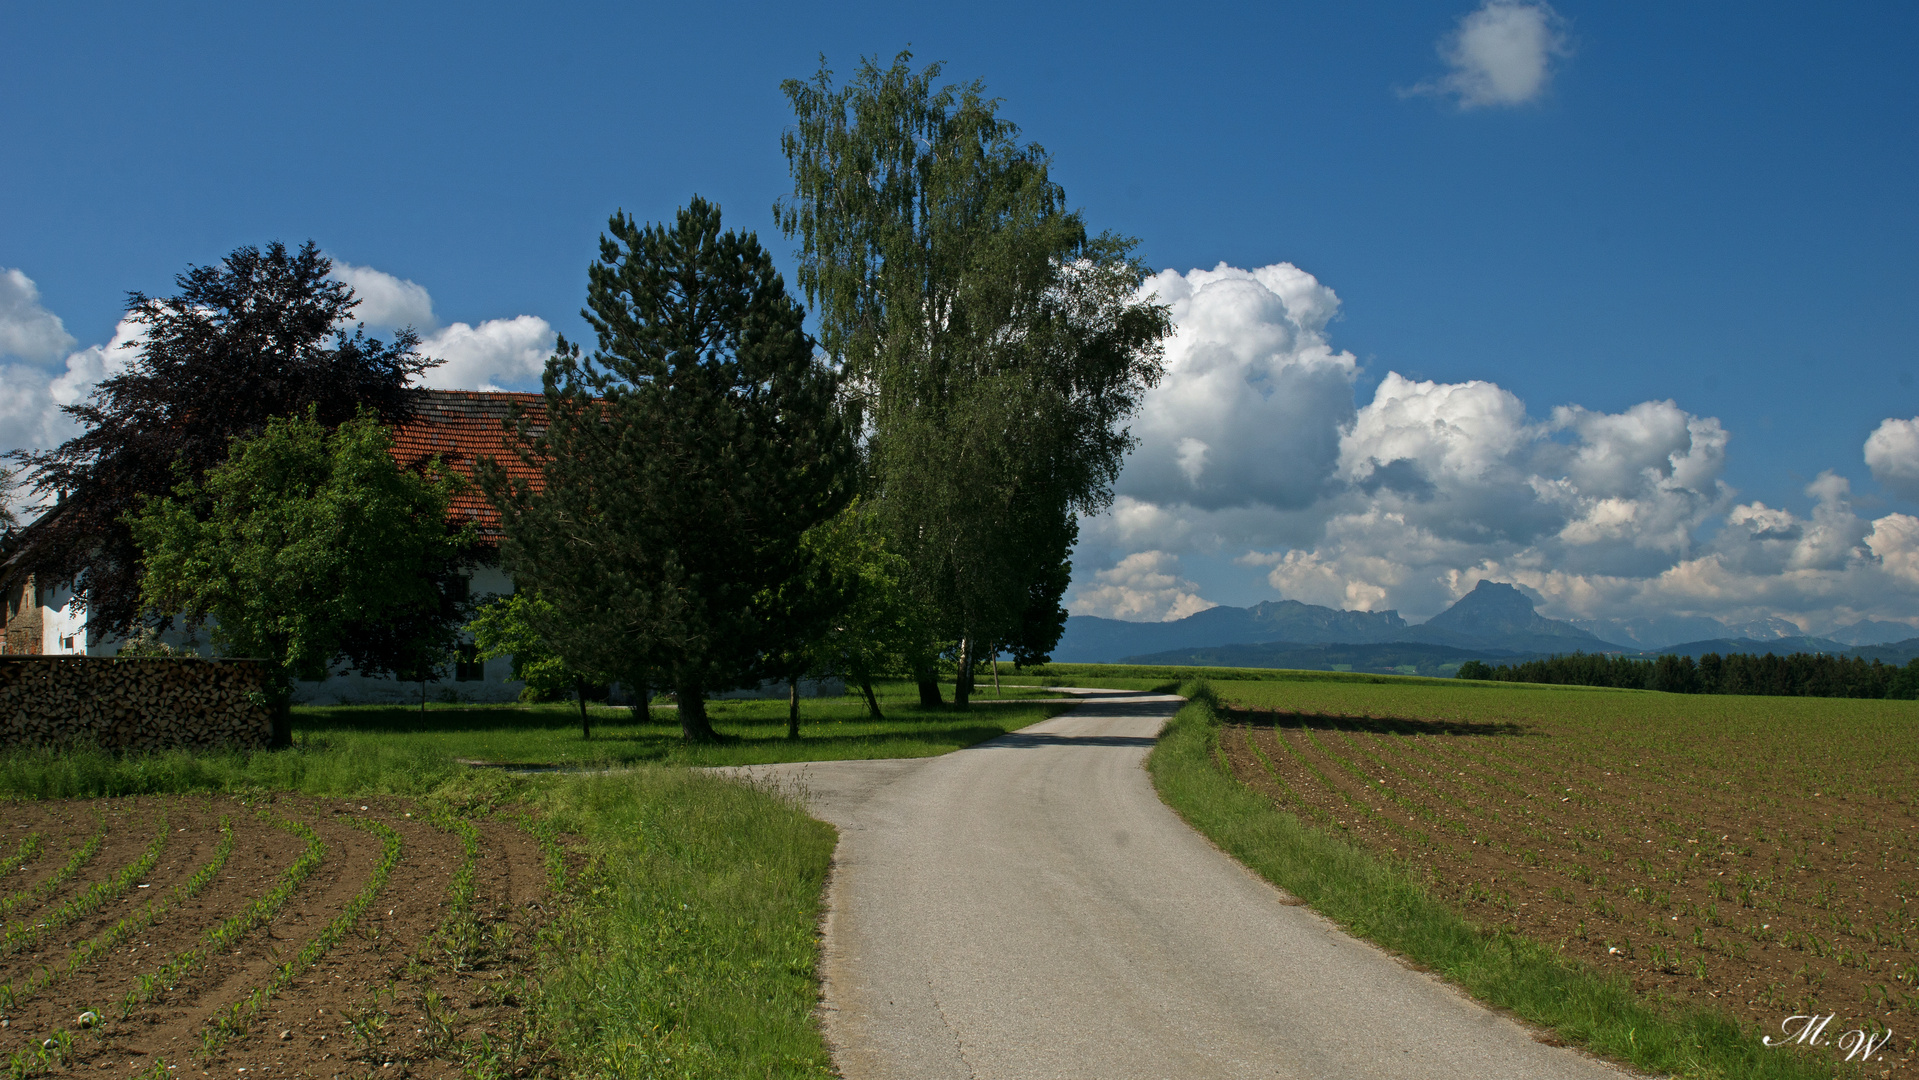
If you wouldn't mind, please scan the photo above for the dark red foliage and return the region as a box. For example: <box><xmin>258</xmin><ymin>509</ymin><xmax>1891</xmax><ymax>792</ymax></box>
<box><xmin>4</xmin><ymin>241</ymin><xmax>440</xmax><ymax>639</ymax></box>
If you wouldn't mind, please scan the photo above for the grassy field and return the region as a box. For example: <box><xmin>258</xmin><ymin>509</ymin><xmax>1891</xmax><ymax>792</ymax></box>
<box><xmin>1144</xmin><ymin>669</ymin><xmax>1918</xmax><ymax>1079</ymax></box>
<box><xmin>0</xmin><ymin>691</ymin><xmax>1076</xmax><ymax>801</ymax></box>
<box><xmin>295</xmin><ymin>695</ymin><xmax>1074</xmax><ymax>770</ymax></box>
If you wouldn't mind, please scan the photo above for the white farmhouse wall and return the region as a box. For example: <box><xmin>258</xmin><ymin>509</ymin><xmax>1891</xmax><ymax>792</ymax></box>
<box><xmin>36</xmin><ymin>565</ymin><xmax>532</xmax><ymax>705</ymax></box>
<box><xmin>40</xmin><ymin>584</ymin><xmax>93</xmax><ymax>655</ymax></box>
<box><xmin>292</xmin><ymin>564</ymin><xmax>525</xmax><ymax>705</ymax></box>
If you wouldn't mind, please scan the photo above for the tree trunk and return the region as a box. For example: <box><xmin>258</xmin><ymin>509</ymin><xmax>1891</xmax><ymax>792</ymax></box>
<box><xmin>914</xmin><ymin>660</ymin><xmax>944</xmax><ymax>707</ymax></box>
<box><xmin>575</xmin><ymin>676</ymin><xmax>591</xmax><ymax>740</ymax></box>
<box><xmin>991</xmin><ymin>648</ymin><xmax>1001</xmax><ymax>695</ymax></box>
<box><xmin>267</xmin><ymin>669</ymin><xmax>294</xmax><ymax>749</ymax></box>
<box><xmin>678</xmin><ymin>677</ymin><xmax>717</xmax><ymax>741</ymax></box>
<box><xmin>787</xmin><ymin>676</ymin><xmax>801</xmax><ymax>739</ymax></box>
<box><xmin>954</xmin><ymin>637</ymin><xmax>974</xmax><ymax>709</ymax></box>
<box><xmin>629</xmin><ymin>676</ymin><xmax>652</xmax><ymax>723</ymax></box>
<box><xmin>850</xmin><ymin>659</ymin><xmax>884</xmax><ymax>719</ymax></box>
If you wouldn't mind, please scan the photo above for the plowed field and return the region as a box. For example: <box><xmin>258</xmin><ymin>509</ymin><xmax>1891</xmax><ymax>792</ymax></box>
<box><xmin>1216</xmin><ymin>693</ymin><xmax>1919</xmax><ymax>1073</ymax></box>
<box><xmin>0</xmin><ymin>795</ymin><xmax>560</xmax><ymax>1079</ymax></box>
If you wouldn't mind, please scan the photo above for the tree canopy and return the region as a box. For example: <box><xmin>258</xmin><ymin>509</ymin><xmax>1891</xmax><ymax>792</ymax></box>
<box><xmin>6</xmin><ymin>241</ymin><xmax>439</xmax><ymax>639</ymax></box>
<box><xmin>481</xmin><ymin>197</ymin><xmax>854</xmax><ymax>740</ymax></box>
<box><xmin>778</xmin><ymin>52</ymin><xmax>1170</xmax><ymax>704</ymax></box>
<box><xmin>129</xmin><ymin>408</ymin><xmax>473</xmax><ymax>700</ymax></box>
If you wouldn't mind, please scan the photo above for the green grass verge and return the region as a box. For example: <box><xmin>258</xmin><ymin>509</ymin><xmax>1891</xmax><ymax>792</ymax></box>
<box><xmin>533</xmin><ymin>769</ymin><xmax>836</xmax><ymax>1078</ymax></box>
<box><xmin>1147</xmin><ymin>682</ymin><xmax>1833</xmax><ymax>1080</ymax></box>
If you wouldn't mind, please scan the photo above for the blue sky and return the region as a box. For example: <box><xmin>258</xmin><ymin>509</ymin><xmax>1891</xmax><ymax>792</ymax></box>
<box><xmin>5</xmin><ymin>2</ymin><xmax>1919</xmax><ymax>639</ymax></box>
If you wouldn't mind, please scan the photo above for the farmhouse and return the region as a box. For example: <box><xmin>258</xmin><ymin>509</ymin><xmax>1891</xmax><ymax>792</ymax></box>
<box><xmin>2</xmin><ymin>389</ymin><xmax>546</xmax><ymax>704</ymax></box>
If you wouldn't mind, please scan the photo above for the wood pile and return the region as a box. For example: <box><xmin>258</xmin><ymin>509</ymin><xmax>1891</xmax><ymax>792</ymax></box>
<box><xmin>0</xmin><ymin>657</ymin><xmax>280</xmax><ymax>751</ymax></box>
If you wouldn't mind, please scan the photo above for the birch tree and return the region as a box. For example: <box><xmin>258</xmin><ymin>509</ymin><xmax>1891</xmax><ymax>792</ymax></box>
<box><xmin>778</xmin><ymin>52</ymin><xmax>1170</xmax><ymax>705</ymax></box>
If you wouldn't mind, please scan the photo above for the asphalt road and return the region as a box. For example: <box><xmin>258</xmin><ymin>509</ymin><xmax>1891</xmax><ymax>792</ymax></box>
<box><xmin>731</xmin><ymin>690</ymin><xmax>1627</xmax><ymax>1080</ymax></box>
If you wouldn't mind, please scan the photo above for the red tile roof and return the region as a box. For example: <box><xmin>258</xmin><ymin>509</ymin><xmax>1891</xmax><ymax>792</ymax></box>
<box><xmin>388</xmin><ymin>389</ymin><xmax>551</xmax><ymax>541</ymax></box>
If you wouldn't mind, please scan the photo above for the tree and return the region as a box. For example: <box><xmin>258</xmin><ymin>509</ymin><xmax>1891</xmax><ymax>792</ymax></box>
<box><xmin>805</xmin><ymin>502</ymin><xmax>932</xmax><ymax>717</ymax></box>
<box><xmin>6</xmin><ymin>242</ymin><xmax>439</xmax><ymax>641</ymax></box>
<box><xmin>481</xmin><ymin>198</ymin><xmax>855</xmax><ymax>742</ymax></box>
<box><xmin>467</xmin><ymin>589</ymin><xmax>626</xmax><ymax>738</ymax></box>
<box><xmin>778</xmin><ymin>52</ymin><xmax>1170</xmax><ymax>707</ymax></box>
<box><xmin>771</xmin><ymin>499</ymin><xmax>929</xmax><ymax>727</ymax></box>
<box><xmin>129</xmin><ymin>409</ymin><xmax>473</xmax><ymax>715</ymax></box>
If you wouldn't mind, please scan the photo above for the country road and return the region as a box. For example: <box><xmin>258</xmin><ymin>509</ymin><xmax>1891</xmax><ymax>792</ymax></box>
<box><xmin>730</xmin><ymin>690</ymin><xmax>1628</xmax><ymax>1080</ymax></box>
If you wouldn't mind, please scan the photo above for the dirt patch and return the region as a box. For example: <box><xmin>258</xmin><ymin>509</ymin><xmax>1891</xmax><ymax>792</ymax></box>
<box><xmin>0</xmin><ymin>794</ymin><xmax>564</xmax><ymax>1078</ymax></box>
<box><xmin>1220</xmin><ymin>709</ymin><xmax>1919</xmax><ymax>1074</ymax></box>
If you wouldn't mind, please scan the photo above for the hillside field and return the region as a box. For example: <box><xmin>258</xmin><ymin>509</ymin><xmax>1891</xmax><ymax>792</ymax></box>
<box><xmin>1206</xmin><ymin>674</ymin><xmax>1917</xmax><ymax>1071</ymax></box>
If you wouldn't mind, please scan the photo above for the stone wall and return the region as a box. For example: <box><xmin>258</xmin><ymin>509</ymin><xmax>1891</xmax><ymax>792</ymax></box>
<box><xmin>0</xmin><ymin>657</ymin><xmax>284</xmax><ymax>751</ymax></box>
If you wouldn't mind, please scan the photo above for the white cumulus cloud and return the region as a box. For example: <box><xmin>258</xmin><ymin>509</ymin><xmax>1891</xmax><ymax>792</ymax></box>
<box><xmin>1074</xmin><ymin>259</ymin><xmax>1919</xmax><ymax>634</ymax></box>
<box><xmin>330</xmin><ymin>260</ymin><xmax>553</xmax><ymax>391</ymax></box>
<box><xmin>1069</xmin><ymin>551</ymin><xmax>1217</xmax><ymax>622</ymax></box>
<box><xmin>416</xmin><ymin>316</ymin><xmax>554</xmax><ymax>392</ymax></box>
<box><xmin>1409</xmin><ymin>0</ymin><xmax>1570</xmax><ymax>108</ymax></box>
<box><xmin>0</xmin><ymin>268</ymin><xmax>78</xmax><ymax>364</ymax></box>
<box><xmin>0</xmin><ymin>317</ymin><xmax>142</xmax><ymax>455</ymax></box>
<box><xmin>1122</xmin><ymin>262</ymin><xmax>1359</xmax><ymax>512</ymax></box>
<box><xmin>1864</xmin><ymin>416</ymin><xmax>1919</xmax><ymax>500</ymax></box>
<box><xmin>331</xmin><ymin>261</ymin><xmax>437</xmax><ymax>330</ymax></box>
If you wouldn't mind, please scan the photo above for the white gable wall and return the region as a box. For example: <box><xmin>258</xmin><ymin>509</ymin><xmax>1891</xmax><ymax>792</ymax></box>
<box><xmin>37</xmin><ymin>566</ymin><xmax>531</xmax><ymax>704</ymax></box>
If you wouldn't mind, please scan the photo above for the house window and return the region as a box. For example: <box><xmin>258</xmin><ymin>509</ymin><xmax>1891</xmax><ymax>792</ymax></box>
<box><xmin>455</xmin><ymin>644</ymin><xmax>484</xmax><ymax>682</ymax></box>
<box><xmin>447</xmin><ymin>575</ymin><xmax>471</xmax><ymax>603</ymax></box>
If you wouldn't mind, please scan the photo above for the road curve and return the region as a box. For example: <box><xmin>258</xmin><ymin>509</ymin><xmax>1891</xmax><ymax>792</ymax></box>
<box><xmin>731</xmin><ymin>691</ymin><xmax>1627</xmax><ymax>1080</ymax></box>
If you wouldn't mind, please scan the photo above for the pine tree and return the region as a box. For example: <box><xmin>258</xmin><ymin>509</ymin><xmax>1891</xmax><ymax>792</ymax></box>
<box><xmin>482</xmin><ymin>198</ymin><xmax>854</xmax><ymax>741</ymax></box>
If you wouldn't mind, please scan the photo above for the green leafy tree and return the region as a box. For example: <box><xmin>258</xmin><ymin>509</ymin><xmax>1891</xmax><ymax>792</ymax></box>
<box><xmin>467</xmin><ymin>590</ymin><xmax>628</xmax><ymax>738</ymax></box>
<box><xmin>809</xmin><ymin>501</ymin><xmax>931</xmax><ymax>719</ymax></box>
<box><xmin>778</xmin><ymin>52</ymin><xmax>1170</xmax><ymax>707</ymax></box>
<box><xmin>765</xmin><ymin>499</ymin><xmax>928</xmax><ymax>729</ymax></box>
<box><xmin>130</xmin><ymin>408</ymin><xmax>474</xmax><ymax>717</ymax></box>
<box><xmin>481</xmin><ymin>198</ymin><xmax>855</xmax><ymax>741</ymax></box>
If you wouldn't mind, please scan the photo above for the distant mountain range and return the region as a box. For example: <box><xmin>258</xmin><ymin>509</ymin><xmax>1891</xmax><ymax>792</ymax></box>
<box><xmin>1570</xmin><ymin>614</ymin><xmax>1917</xmax><ymax>649</ymax></box>
<box><xmin>1055</xmin><ymin>580</ymin><xmax>1919</xmax><ymax>673</ymax></box>
<box><xmin>1056</xmin><ymin>581</ymin><xmax>1617</xmax><ymax>663</ymax></box>
<box><xmin>1117</xmin><ymin>640</ymin><xmax>1519</xmax><ymax>678</ymax></box>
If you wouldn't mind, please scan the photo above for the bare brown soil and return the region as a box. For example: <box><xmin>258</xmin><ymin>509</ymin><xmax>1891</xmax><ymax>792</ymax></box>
<box><xmin>0</xmin><ymin>795</ymin><xmax>560</xmax><ymax>1078</ymax></box>
<box><xmin>1219</xmin><ymin>709</ymin><xmax>1919</xmax><ymax>1074</ymax></box>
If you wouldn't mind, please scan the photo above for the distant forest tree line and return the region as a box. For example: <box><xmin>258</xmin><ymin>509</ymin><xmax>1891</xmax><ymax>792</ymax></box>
<box><xmin>1455</xmin><ymin>650</ymin><xmax>1919</xmax><ymax>699</ymax></box>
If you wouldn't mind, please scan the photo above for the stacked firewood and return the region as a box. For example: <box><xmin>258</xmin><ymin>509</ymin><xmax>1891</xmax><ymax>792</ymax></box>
<box><xmin>0</xmin><ymin>657</ymin><xmax>276</xmax><ymax>751</ymax></box>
